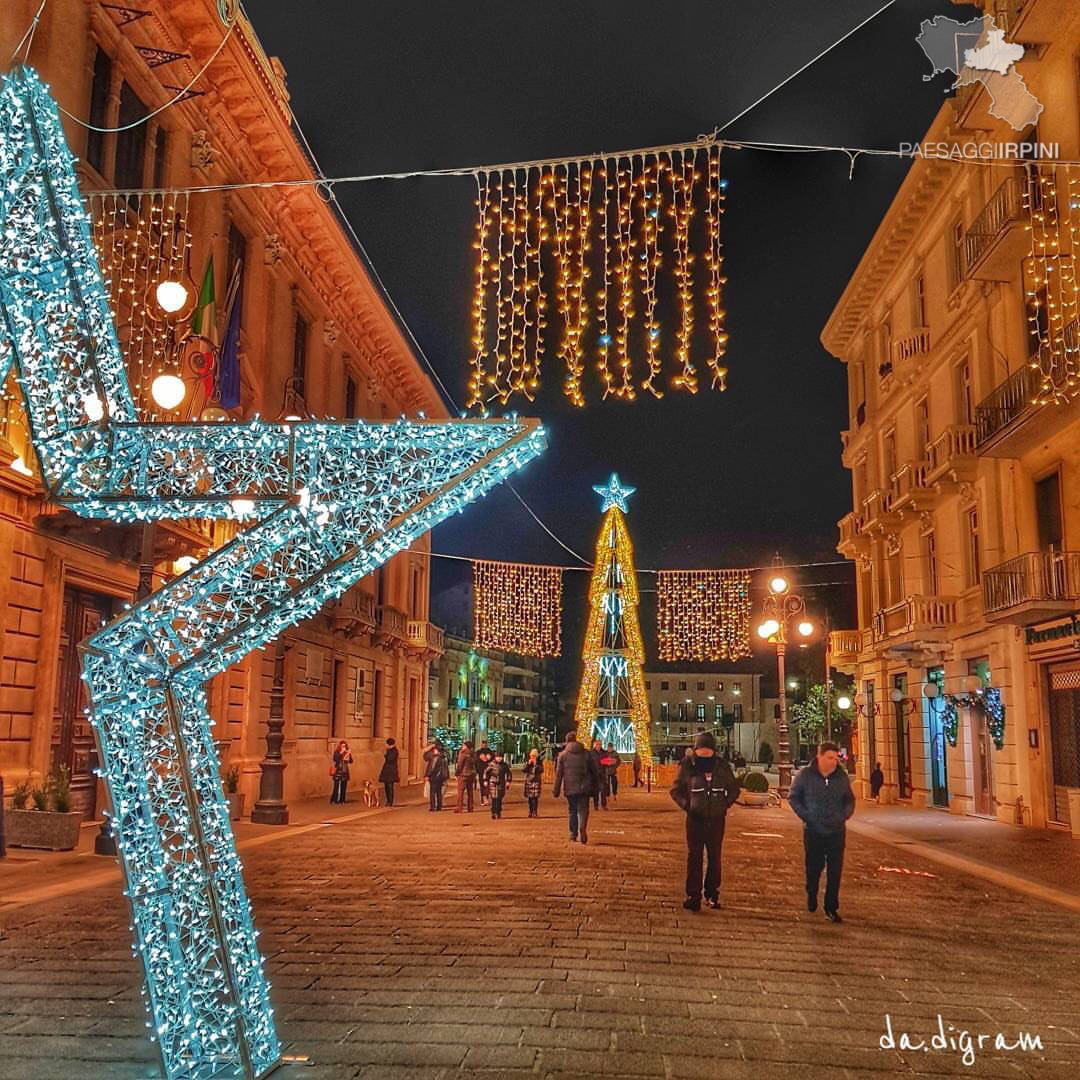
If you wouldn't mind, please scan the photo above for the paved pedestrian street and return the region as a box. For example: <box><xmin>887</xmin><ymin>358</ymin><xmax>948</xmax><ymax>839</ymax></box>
<box><xmin>2</xmin><ymin>786</ymin><xmax>1079</xmax><ymax>1080</ymax></box>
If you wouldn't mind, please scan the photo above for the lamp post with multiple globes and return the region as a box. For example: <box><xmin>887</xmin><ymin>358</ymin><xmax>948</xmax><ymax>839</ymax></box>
<box><xmin>755</xmin><ymin>560</ymin><xmax>816</xmax><ymax>797</ymax></box>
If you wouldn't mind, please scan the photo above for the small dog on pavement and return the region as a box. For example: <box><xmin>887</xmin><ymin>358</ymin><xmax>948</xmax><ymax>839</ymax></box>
<box><xmin>362</xmin><ymin>780</ymin><xmax>381</xmax><ymax>809</ymax></box>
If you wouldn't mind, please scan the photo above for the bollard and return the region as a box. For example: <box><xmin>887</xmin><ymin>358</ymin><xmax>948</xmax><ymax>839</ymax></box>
<box><xmin>646</xmin><ymin>765</ymin><xmax>652</xmax><ymax>794</ymax></box>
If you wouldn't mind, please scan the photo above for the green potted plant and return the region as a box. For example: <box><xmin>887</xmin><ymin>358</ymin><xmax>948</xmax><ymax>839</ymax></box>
<box><xmin>4</xmin><ymin>766</ymin><xmax>83</xmax><ymax>850</ymax></box>
<box><xmin>223</xmin><ymin>764</ymin><xmax>245</xmax><ymax>821</ymax></box>
<box><xmin>738</xmin><ymin>770</ymin><xmax>771</xmax><ymax>808</ymax></box>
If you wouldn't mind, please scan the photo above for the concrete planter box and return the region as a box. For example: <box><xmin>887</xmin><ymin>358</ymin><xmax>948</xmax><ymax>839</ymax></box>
<box><xmin>738</xmin><ymin>792</ymin><xmax>770</xmax><ymax>808</ymax></box>
<box><xmin>4</xmin><ymin>809</ymin><xmax>83</xmax><ymax>850</ymax></box>
<box><xmin>226</xmin><ymin>792</ymin><xmax>246</xmax><ymax>821</ymax></box>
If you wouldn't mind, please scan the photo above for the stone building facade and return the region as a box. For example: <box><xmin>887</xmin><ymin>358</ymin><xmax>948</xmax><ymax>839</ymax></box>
<box><xmin>0</xmin><ymin>0</ymin><xmax>445</xmax><ymax>815</ymax></box>
<box><xmin>823</xmin><ymin>0</ymin><xmax>1080</xmax><ymax>829</ymax></box>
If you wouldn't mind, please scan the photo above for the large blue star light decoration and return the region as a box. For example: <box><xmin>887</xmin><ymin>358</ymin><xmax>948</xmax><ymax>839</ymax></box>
<box><xmin>592</xmin><ymin>472</ymin><xmax>635</xmax><ymax>513</ymax></box>
<box><xmin>0</xmin><ymin>68</ymin><xmax>545</xmax><ymax>1079</ymax></box>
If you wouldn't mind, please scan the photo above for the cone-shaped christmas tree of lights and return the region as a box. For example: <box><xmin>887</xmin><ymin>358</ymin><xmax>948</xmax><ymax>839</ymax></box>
<box><xmin>574</xmin><ymin>474</ymin><xmax>653</xmax><ymax>762</ymax></box>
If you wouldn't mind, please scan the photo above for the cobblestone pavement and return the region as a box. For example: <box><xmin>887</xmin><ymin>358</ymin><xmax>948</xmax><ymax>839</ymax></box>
<box><xmin>2</xmin><ymin>786</ymin><xmax>1080</xmax><ymax>1079</ymax></box>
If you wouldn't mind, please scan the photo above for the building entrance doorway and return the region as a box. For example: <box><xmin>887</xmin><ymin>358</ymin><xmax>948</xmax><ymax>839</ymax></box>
<box><xmin>894</xmin><ymin>673</ymin><xmax>912</xmax><ymax>798</ymax></box>
<box><xmin>1047</xmin><ymin>666</ymin><xmax>1080</xmax><ymax>826</ymax></box>
<box><xmin>52</xmin><ymin>586</ymin><xmax>115</xmax><ymax>818</ymax></box>
<box><xmin>925</xmin><ymin>667</ymin><xmax>948</xmax><ymax>808</ymax></box>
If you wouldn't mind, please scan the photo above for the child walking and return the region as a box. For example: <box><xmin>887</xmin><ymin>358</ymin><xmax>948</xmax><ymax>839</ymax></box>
<box><xmin>523</xmin><ymin>748</ymin><xmax>543</xmax><ymax>817</ymax></box>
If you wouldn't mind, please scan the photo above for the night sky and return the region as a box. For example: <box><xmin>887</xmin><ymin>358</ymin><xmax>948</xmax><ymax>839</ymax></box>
<box><xmin>248</xmin><ymin>0</ymin><xmax>974</xmax><ymax>683</ymax></box>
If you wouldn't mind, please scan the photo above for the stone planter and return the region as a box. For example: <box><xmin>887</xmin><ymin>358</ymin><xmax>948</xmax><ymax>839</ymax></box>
<box><xmin>4</xmin><ymin>809</ymin><xmax>83</xmax><ymax>850</ymax></box>
<box><xmin>226</xmin><ymin>792</ymin><xmax>246</xmax><ymax>821</ymax></box>
<box><xmin>738</xmin><ymin>792</ymin><xmax>770</xmax><ymax>808</ymax></box>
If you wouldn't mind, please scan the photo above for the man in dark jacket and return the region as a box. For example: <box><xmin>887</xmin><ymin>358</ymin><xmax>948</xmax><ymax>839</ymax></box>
<box><xmin>788</xmin><ymin>741</ymin><xmax>856</xmax><ymax>922</ymax></box>
<box><xmin>553</xmin><ymin>732</ymin><xmax>600</xmax><ymax>844</ymax></box>
<box><xmin>475</xmin><ymin>740</ymin><xmax>495</xmax><ymax>805</ymax></box>
<box><xmin>424</xmin><ymin>743</ymin><xmax>450</xmax><ymax>812</ymax></box>
<box><xmin>670</xmin><ymin>731</ymin><xmax>739</xmax><ymax>911</ymax></box>
<box><xmin>378</xmin><ymin>738</ymin><xmax>399</xmax><ymax>806</ymax></box>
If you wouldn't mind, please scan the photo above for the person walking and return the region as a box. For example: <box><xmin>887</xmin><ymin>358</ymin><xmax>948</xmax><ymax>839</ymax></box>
<box><xmin>455</xmin><ymin>741</ymin><xmax>477</xmax><ymax>813</ymax></box>
<box><xmin>523</xmin><ymin>748</ymin><xmax>543</xmax><ymax>817</ymax></box>
<box><xmin>425</xmin><ymin>743</ymin><xmax>450</xmax><ymax>812</ymax></box>
<box><xmin>378</xmin><ymin>737</ymin><xmax>399</xmax><ymax>806</ymax></box>
<box><xmin>475</xmin><ymin>739</ymin><xmax>495</xmax><ymax>805</ymax></box>
<box><xmin>590</xmin><ymin>739</ymin><xmax>607</xmax><ymax>809</ymax></box>
<box><xmin>789</xmin><ymin>741</ymin><xmax>856</xmax><ymax>923</ymax></box>
<box><xmin>604</xmin><ymin>743</ymin><xmax>622</xmax><ymax>800</ymax></box>
<box><xmin>670</xmin><ymin>732</ymin><xmax>739</xmax><ymax>911</ymax></box>
<box><xmin>869</xmin><ymin>761</ymin><xmax>884</xmax><ymax>803</ymax></box>
<box><xmin>485</xmin><ymin>751</ymin><xmax>512</xmax><ymax>819</ymax></box>
<box><xmin>632</xmin><ymin>751</ymin><xmax>643</xmax><ymax>787</ymax></box>
<box><xmin>553</xmin><ymin>732</ymin><xmax>600</xmax><ymax>844</ymax></box>
<box><xmin>330</xmin><ymin>740</ymin><xmax>353</xmax><ymax>805</ymax></box>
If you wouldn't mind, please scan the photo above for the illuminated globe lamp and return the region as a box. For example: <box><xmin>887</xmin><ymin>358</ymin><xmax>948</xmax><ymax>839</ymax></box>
<box><xmin>151</xmin><ymin>373</ymin><xmax>186</xmax><ymax>412</ymax></box>
<box><xmin>155</xmin><ymin>279</ymin><xmax>189</xmax><ymax>315</ymax></box>
<box><xmin>836</xmin><ymin>694</ymin><xmax>853</xmax><ymax>712</ymax></box>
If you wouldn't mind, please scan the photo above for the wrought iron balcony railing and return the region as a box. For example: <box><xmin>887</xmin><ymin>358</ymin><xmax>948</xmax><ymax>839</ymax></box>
<box><xmin>963</xmin><ymin>172</ymin><xmax>1028</xmax><ymax>276</ymax></box>
<box><xmin>983</xmin><ymin>551</ymin><xmax>1080</xmax><ymax>620</ymax></box>
<box><xmin>872</xmin><ymin>595</ymin><xmax>958</xmax><ymax>643</ymax></box>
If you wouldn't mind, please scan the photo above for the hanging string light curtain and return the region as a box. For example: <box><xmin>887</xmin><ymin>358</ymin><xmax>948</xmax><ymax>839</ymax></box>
<box><xmin>656</xmin><ymin>569</ymin><xmax>751</xmax><ymax>662</ymax></box>
<box><xmin>472</xmin><ymin>559</ymin><xmax>562</xmax><ymax>657</ymax></box>
<box><xmin>468</xmin><ymin>146</ymin><xmax>728</xmax><ymax>410</ymax></box>
<box><xmin>1026</xmin><ymin>165</ymin><xmax>1080</xmax><ymax>405</ymax></box>
<box><xmin>87</xmin><ymin>191</ymin><xmax>193</xmax><ymax>418</ymax></box>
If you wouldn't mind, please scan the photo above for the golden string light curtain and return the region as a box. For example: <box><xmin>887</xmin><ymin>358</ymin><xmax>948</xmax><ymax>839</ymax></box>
<box><xmin>656</xmin><ymin>569</ymin><xmax>751</xmax><ymax>662</ymax></box>
<box><xmin>468</xmin><ymin>146</ymin><xmax>728</xmax><ymax>409</ymax></box>
<box><xmin>1026</xmin><ymin>164</ymin><xmax>1080</xmax><ymax>404</ymax></box>
<box><xmin>472</xmin><ymin>559</ymin><xmax>562</xmax><ymax>657</ymax></box>
<box><xmin>88</xmin><ymin>191</ymin><xmax>193</xmax><ymax>419</ymax></box>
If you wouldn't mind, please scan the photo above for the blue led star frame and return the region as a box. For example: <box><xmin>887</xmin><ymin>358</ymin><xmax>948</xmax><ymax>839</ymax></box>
<box><xmin>0</xmin><ymin>67</ymin><xmax>545</xmax><ymax>1079</ymax></box>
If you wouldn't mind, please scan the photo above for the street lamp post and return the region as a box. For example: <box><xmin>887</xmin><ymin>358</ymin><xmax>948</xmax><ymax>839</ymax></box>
<box><xmin>756</xmin><ymin>559</ymin><xmax>815</xmax><ymax>797</ymax></box>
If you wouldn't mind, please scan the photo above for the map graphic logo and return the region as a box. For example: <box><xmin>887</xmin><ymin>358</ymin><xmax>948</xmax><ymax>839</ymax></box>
<box><xmin>917</xmin><ymin>14</ymin><xmax>1042</xmax><ymax>131</ymax></box>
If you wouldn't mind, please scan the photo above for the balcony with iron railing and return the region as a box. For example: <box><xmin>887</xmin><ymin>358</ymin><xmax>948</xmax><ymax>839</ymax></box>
<box><xmin>892</xmin><ymin>329</ymin><xmax>931</xmax><ymax>378</ymax></box>
<box><xmin>962</xmin><ymin>171</ymin><xmax>1030</xmax><ymax>281</ymax></box>
<box><xmin>924</xmin><ymin>424</ymin><xmax>977</xmax><ymax>487</ymax></box>
<box><xmin>983</xmin><ymin>551</ymin><xmax>1080</xmax><ymax>625</ymax></box>
<box><xmin>872</xmin><ymin>595</ymin><xmax>959</xmax><ymax>646</ymax></box>
<box><xmin>976</xmin><ymin>320</ymin><xmax>1080</xmax><ymax>455</ymax></box>
<box><xmin>325</xmin><ymin>588</ymin><xmax>376</xmax><ymax>636</ymax></box>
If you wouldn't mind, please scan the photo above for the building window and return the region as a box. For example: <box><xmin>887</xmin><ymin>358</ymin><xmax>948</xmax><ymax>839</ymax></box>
<box><xmin>947</xmin><ymin>217</ymin><xmax>965</xmax><ymax>291</ymax></box>
<box><xmin>678</xmin><ymin>681</ymin><xmax>686</xmax><ymax>691</ymax></box>
<box><xmin>879</xmin><ymin>315</ymin><xmax>892</xmax><ymax>378</ymax></box>
<box><xmin>732</xmin><ymin>703</ymin><xmax>742</xmax><ymax>723</ymax></box>
<box><xmin>696</xmin><ymin>681</ymin><xmax>705</xmax><ymax>692</ymax></box>
<box><xmin>955</xmin><ymin>359</ymin><xmax>973</xmax><ymax>425</ymax></box>
<box><xmin>660</xmin><ymin>680</ymin><xmax>669</xmax><ymax>691</ymax></box>
<box><xmin>912</xmin><ymin>271</ymin><xmax>927</xmax><ymax>328</ymax></box>
<box><xmin>924</xmin><ymin>529</ymin><xmax>938</xmax><ymax>595</ymax></box>
<box><xmin>1036</xmin><ymin>470</ymin><xmax>1064</xmax><ymax>551</ymax></box>
<box><xmin>678</xmin><ymin>703</ymin><xmax>687</xmax><ymax>722</ymax></box>
<box><xmin>855</xmin><ymin>457</ymin><xmax>868</xmax><ymax>505</ymax></box>
<box><xmin>114</xmin><ymin>83</ymin><xmax>148</xmax><ymax>191</ymax></box>
<box><xmin>345</xmin><ymin>375</ymin><xmax>357</xmax><ymax>419</ymax></box>
<box><xmin>915</xmin><ymin>396</ymin><xmax>930</xmax><ymax>459</ymax></box>
<box><xmin>966</xmin><ymin>505</ymin><xmax>981</xmax><ymax>586</ymax></box>
<box><xmin>882</xmin><ymin>427</ymin><xmax>897</xmax><ymax>485</ymax></box>
<box><xmin>292</xmin><ymin>312</ymin><xmax>308</xmax><ymax>399</ymax></box>
<box><xmin>86</xmin><ymin>47</ymin><xmax>111</xmax><ymax>175</ymax></box>
<box><xmin>660</xmin><ymin>702</ymin><xmax>669</xmax><ymax>723</ymax></box>
<box><xmin>227</xmin><ymin>222</ymin><xmax>247</xmax><ymax>293</ymax></box>
<box><xmin>714</xmin><ymin>703</ymin><xmax>722</xmax><ymax>723</ymax></box>
<box><xmin>152</xmin><ymin>127</ymin><xmax>168</xmax><ymax>188</ymax></box>
<box><xmin>696</xmin><ymin>704</ymin><xmax>705</xmax><ymax>722</ymax></box>
<box><xmin>1027</xmin><ymin>284</ymin><xmax>1050</xmax><ymax>356</ymax></box>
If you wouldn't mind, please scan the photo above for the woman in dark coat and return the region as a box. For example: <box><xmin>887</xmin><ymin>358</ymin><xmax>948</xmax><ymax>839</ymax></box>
<box><xmin>523</xmin><ymin>748</ymin><xmax>543</xmax><ymax>817</ymax></box>
<box><xmin>869</xmin><ymin>761</ymin><xmax>885</xmax><ymax>802</ymax></box>
<box><xmin>331</xmin><ymin>740</ymin><xmax>353</xmax><ymax>804</ymax></box>
<box><xmin>378</xmin><ymin>737</ymin><xmax>400</xmax><ymax>806</ymax></box>
<box><xmin>425</xmin><ymin>743</ymin><xmax>451</xmax><ymax>811</ymax></box>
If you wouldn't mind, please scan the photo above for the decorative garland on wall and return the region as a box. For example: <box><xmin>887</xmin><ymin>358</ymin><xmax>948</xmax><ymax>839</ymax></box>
<box><xmin>467</xmin><ymin>146</ymin><xmax>728</xmax><ymax>410</ymax></box>
<box><xmin>940</xmin><ymin>687</ymin><xmax>1005</xmax><ymax>750</ymax></box>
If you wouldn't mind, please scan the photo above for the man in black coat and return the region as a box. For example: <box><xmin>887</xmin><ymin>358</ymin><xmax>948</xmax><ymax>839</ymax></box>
<box><xmin>670</xmin><ymin>731</ymin><xmax>739</xmax><ymax>911</ymax></box>
<box><xmin>788</xmin><ymin>741</ymin><xmax>856</xmax><ymax>923</ymax></box>
<box><xmin>553</xmin><ymin>732</ymin><xmax>600</xmax><ymax>844</ymax></box>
